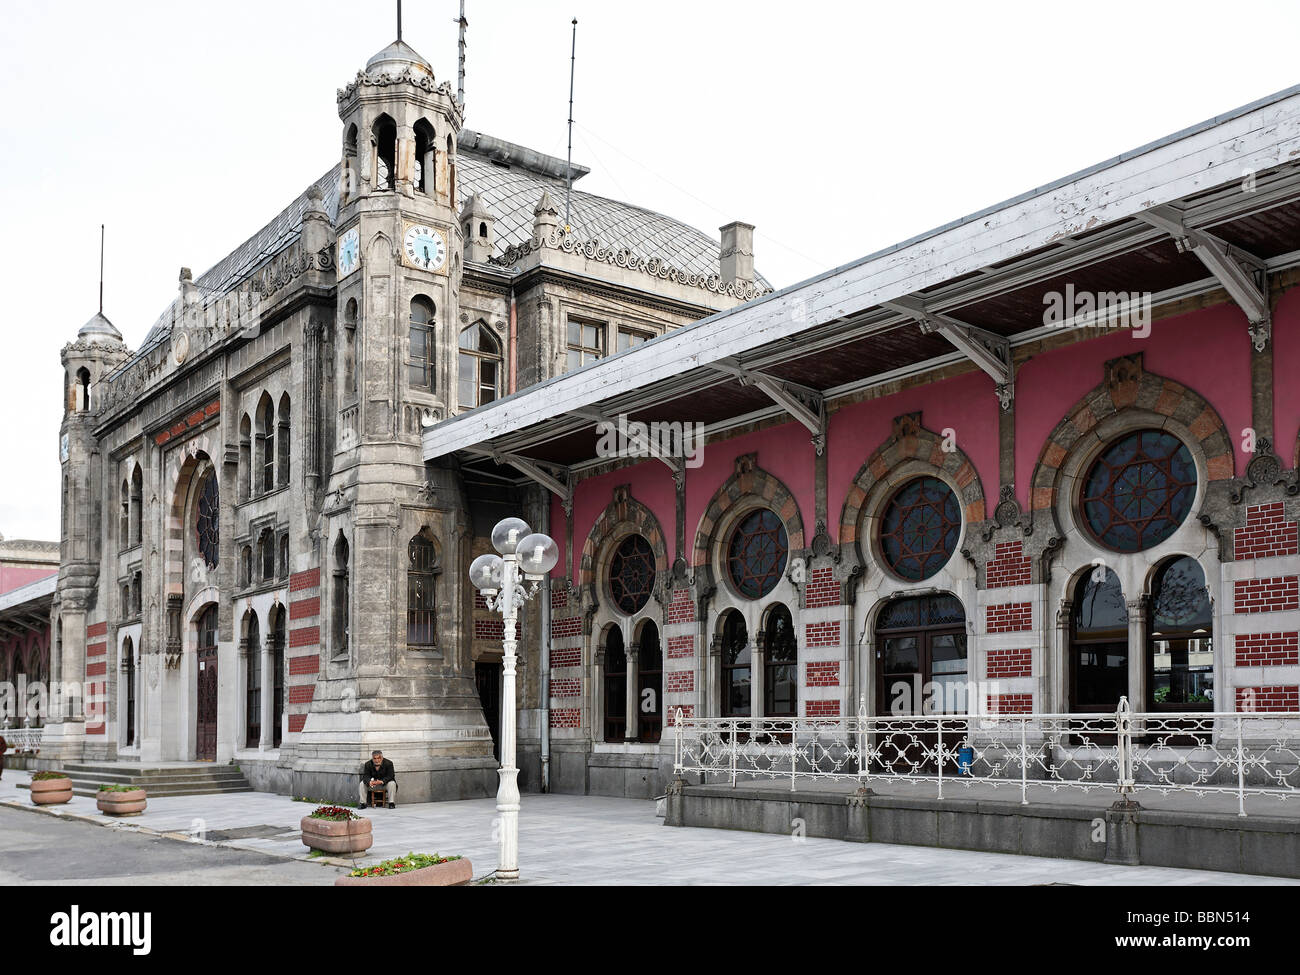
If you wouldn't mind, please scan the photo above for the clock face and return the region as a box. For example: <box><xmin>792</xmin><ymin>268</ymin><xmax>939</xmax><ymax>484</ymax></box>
<box><xmin>338</xmin><ymin>227</ymin><xmax>360</xmax><ymax>278</ymax></box>
<box><xmin>403</xmin><ymin>223</ymin><xmax>448</xmax><ymax>273</ymax></box>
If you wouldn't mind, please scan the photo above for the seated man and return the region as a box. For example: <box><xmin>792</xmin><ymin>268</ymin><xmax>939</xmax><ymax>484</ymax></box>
<box><xmin>358</xmin><ymin>750</ymin><xmax>397</xmax><ymax>809</ymax></box>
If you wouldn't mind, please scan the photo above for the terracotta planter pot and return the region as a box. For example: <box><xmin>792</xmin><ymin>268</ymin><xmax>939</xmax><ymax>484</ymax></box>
<box><xmin>96</xmin><ymin>789</ymin><xmax>147</xmax><ymax>816</ymax></box>
<box><xmin>31</xmin><ymin>777</ymin><xmax>73</xmax><ymax>805</ymax></box>
<box><xmin>335</xmin><ymin>858</ymin><xmax>472</xmax><ymax>887</ymax></box>
<box><xmin>301</xmin><ymin>815</ymin><xmax>373</xmax><ymax>854</ymax></box>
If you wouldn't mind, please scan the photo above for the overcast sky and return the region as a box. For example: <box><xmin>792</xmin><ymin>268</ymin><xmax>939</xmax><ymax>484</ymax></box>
<box><xmin>3</xmin><ymin>0</ymin><xmax>1300</xmax><ymax>541</ymax></box>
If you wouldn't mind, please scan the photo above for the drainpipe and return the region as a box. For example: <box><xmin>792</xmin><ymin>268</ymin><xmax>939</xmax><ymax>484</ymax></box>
<box><xmin>540</xmin><ymin>497</ymin><xmax>551</xmax><ymax>792</ymax></box>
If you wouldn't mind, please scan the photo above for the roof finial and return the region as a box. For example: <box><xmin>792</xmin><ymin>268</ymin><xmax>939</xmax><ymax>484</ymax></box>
<box><xmin>397</xmin><ymin>0</ymin><xmax>402</xmax><ymax>41</ymax></box>
<box><xmin>98</xmin><ymin>224</ymin><xmax>105</xmax><ymax>315</ymax></box>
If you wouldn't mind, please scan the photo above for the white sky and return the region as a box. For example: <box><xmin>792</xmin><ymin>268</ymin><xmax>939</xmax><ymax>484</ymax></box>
<box><xmin>3</xmin><ymin>0</ymin><xmax>1300</xmax><ymax>541</ymax></box>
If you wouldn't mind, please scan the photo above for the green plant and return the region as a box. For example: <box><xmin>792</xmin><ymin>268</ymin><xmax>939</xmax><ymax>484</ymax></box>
<box><xmin>294</xmin><ymin>796</ymin><xmax>362</xmax><ymax>808</ymax></box>
<box><xmin>32</xmin><ymin>771</ymin><xmax>70</xmax><ymax>781</ymax></box>
<box><xmin>97</xmin><ymin>784</ymin><xmax>140</xmax><ymax>793</ymax></box>
<box><xmin>309</xmin><ymin>805</ymin><xmax>361</xmax><ymax>821</ymax></box>
<box><xmin>349</xmin><ymin>852</ymin><xmax>461</xmax><ymax>878</ymax></box>
<box><xmin>306</xmin><ymin>849</ymin><xmax>327</xmax><ymax>859</ymax></box>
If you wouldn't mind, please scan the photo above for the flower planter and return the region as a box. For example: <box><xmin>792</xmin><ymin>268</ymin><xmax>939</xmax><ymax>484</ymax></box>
<box><xmin>96</xmin><ymin>788</ymin><xmax>147</xmax><ymax>816</ymax></box>
<box><xmin>334</xmin><ymin>858</ymin><xmax>472</xmax><ymax>887</ymax></box>
<box><xmin>31</xmin><ymin>777</ymin><xmax>73</xmax><ymax>805</ymax></box>
<box><xmin>301</xmin><ymin>815</ymin><xmax>373</xmax><ymax>855</ymax></box>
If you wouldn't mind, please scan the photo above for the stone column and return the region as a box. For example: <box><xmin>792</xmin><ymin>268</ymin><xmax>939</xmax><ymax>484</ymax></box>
<box><xmin>303</xmin><ymin>319</ymin><xmax>323</xmax><ymax>496</ymax></box>
<box><xmin>625</xmin><ymin>636</ymin><xmax>640</xmax><ymax>742</ymax></box>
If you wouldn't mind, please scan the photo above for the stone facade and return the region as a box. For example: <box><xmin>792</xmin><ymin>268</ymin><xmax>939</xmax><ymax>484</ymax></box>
<box><xmin>41</xmin><ymin>37</ymin><xmax>760</xmax><ymax>802</ymax></box>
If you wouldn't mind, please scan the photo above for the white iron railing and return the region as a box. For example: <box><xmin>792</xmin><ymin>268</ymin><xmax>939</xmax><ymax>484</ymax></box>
<box><xmin>671</xmin><ymin>699</ymin><xmax>1300</xmax><ymax>817</ymax></box>
<box><xmin>2</xmin><ymin>726</ymin><xmax>44</xmax><ymax>752</ymax></box>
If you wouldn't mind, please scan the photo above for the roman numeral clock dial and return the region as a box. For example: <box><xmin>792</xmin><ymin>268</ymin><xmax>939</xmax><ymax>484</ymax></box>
<box><xmin>402</xmin><ymin>223</ymin><xmax>448</xmax><ymax>273</ymax></box>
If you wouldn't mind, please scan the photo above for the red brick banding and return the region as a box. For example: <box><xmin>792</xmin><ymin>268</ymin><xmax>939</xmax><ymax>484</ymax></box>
<box><xmin>1234</xmin><ymin>632</ymin><xmax>1300</xmax><ymax>667</ymax></box>
<box><xmin>666</xmin><ymin>635</ymin><xmax>694</xmax><ymax>659</ymax></box>
<box><xmin>550</xmin><ymin>678</ymin><xmax>581</xmax><ymax>697</ymax></box>
<box><xmin>549</xmin><ymin>708</ymin><xmax>581</xmax><ymax>729</ymax></box>
<box><xmin>1235</xmin><ymin>502</ymin><xmax>1299</xmax><ymax>560</ymax></box>
<box><xmin>987</xmin><ymin>647</ymin><xmax>1032</xmax><ymax>678</ymax></box>
<box><xmin>288</xmin><ymin>655</ymin><xmax>319</xmax><ymax>675</ymax></box>
<box><xmin>288</xmin><ymin>714</ymin><xmax>307</xmax><ymax>733</ymax></box>
<box><xmin>986</xmin><ymin>602</ymin><xmax>1032</xmax><ymax>633</ymax></box>
<box><xmin>289</xmin><ymin>597</ymin><xmax>319</xmax><ymax>620</ymax></box>
<box><xmin>805</xmin><ymin>567</ymin><xmax>840</xmax><ymax>608</ymax></box>
<box><xmin>666</xmin><ymin>670</ymin><xmax>694</xmax><ymax>693</ymax></box>
<box><xmin>805</xmin><ymin>621</ymin><xmax>840</xmax><ymax>648</ymax></box>
<box><xmin>551</xmin><ymin>648</ymin><xmax>581</xmax><ymax>669</ymax></box>
<box><xmin>1234</xmin><ymin>576</ymin><xmax>1300</xmax><ymax>614</ymax></box>
<box><xmin>986</xmin><ymin>540</ymin><xmax>1032</xmax><ymax>588</ymax></box>
<box><xmin>1235</xmin><ymin>685</ymin><xmax>1300</xmax><ymax>712</ymax></box>
<box><xmin>986</xmin><ymin>693</ymin><xmax>1033</xmax><ymax>714</ymax></box>
<box><xmin>806</xmin><ymin>661</ymin><xmax>840</xmax><ymax>687</ymax></box>
<box><xmin>289</xmin><ymin>568</ymin><xmax>320</xmax><ymax>592</ymax></box>
<box><xmin>806</xmin><ymin>700</ymin><xmax>840</xmax><ymax>717</ymax></box>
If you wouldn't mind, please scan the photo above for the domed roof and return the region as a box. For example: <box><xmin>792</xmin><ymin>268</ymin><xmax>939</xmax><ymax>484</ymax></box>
<box><xmin>365</xmin><ymin>39</ymin><xmax>433</xmax><ymax>80</ymax></box>
<box><xmin>77</xmin><ymin>311</ymin><xmax>124</xmax><ymax>345</ymax></box>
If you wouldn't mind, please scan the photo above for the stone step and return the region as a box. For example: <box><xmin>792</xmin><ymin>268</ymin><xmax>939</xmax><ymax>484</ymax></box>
<box><xmin>70</xmin><ymin>783</ymin><xmax>254</xmax><ymax>798</ymax></box>
<box><xmin>58</xmin><ymin>762</ymin><xmax>254</xmax><ymax>797</ymax></box>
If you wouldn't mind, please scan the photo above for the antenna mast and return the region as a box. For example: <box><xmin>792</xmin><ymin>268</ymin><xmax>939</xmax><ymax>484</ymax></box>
<box><xmin>99</xmin><ymin>224</ymin><xmax>105</xmax><ymax>315</ymax></box>
<box><xmin>565</xmin><ymin>17</ymin><xmax>577</xmax><ymax>233</ymax></box>
<box><xmin>457</xmin><ymin>1</ymin><xmax>467</xmax><ymax>104</ymax></box>
<box><xmin>397</xmin><ymin>0</ymin><xmax>402</xmax><ymax>41</ymax></box>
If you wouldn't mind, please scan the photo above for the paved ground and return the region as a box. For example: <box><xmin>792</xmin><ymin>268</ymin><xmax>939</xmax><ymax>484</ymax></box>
<box><xmin>2</xmin><ymin>770</ymin><xmax>1295</xmax><ymax>885</ymax></box>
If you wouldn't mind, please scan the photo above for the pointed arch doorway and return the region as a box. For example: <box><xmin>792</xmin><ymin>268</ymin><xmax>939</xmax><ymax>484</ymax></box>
<box><xmin>195</xmin><ymin>605</ymin><xmax>219</xmax><ymax>761</ymax></box>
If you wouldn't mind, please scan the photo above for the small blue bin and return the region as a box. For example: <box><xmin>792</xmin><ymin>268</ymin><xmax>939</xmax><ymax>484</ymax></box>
<box><xmin>957</xmin><ymin>745</ymin><xmax>974</xmax><ymax>775</ymax></box>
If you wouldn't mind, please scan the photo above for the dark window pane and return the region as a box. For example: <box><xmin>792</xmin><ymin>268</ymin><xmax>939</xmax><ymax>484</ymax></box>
<box><xmin>609</xmin><ymin>534</ymin><xmax>655</xmax><ymax>614</ymax></box>
<box><xmin>879</xmin><ymin>476</ymin><xmax>961</xmax><ymax>581</ymax></box>
<box><xmin>726</xmin><ymin>509</ymin><xmax>788</xmax><ymax>598</ymax></box>
<box><xmin>1082</xmin><ymin>430</ymin><xmax>1196</xmax><ymax>552</ymax></box>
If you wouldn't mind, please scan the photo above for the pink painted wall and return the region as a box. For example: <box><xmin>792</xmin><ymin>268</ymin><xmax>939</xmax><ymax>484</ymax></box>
<box><xmin>549</xmin><ymin>293</ymin><xmax>1272</xmax><ymax>575</ymax></box>
<box><xmin>1015</xmin><ymin>301</ymin><xmax>1254</xmax><ymax>505</ymax></box>
<box><xmin>1272</xmin><ymin>287</ymin><xmax>1300</xmax><ymax>469</ymax></box>
<box><xmin>826</xmin><ymin>369</ymin><xmax>1000</xmax><ymax>532</ymax></box>
<box><xmin>0</xmin><ymin>566</ymin><xmax>57</xmax><ymax>597</ymax></box>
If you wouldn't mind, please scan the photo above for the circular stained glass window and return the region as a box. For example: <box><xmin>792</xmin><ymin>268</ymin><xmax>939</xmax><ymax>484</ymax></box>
<box><xmin>609</xmin><ymin>534</ymin><xmax>655</xmax><ymax>615</ymax></box>
<box><xmin>726</xmin><ymin>509</ymin><xmax>788</xmax><ymax>599</ymax></box>
<box><xmin>879</xmin><ymin>476</ymin><xmax>961</xmax><ymax>581</ymax></box>
<box><xmin>1081</xmin><ymin>430</ymin><xmax>1195</xmax><ymax>553</ymax></box>
<box><xmin>195</xmin><ymin>470</ymin><xmax>220</xmax><ymax>569</ymax></box>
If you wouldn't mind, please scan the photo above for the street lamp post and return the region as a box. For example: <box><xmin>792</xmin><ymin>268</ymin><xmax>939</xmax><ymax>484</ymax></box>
<box><xmin>469</xmin><ymin>517</ymin><xmax>558</xmax><ymax>882</ymax></box>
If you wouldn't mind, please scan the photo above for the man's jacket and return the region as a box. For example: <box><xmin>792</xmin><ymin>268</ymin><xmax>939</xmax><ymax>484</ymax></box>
<box><xmin>360</xmin><ymin>758</ymin><xmax>395</xmax><ymax>784</ymax></box>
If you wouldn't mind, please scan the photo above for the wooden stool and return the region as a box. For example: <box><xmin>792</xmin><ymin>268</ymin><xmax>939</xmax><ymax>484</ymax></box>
<box><xmin>368</xmin><ymin>784</ymin><xmax>387</xmax><ymax>807</ymax></box>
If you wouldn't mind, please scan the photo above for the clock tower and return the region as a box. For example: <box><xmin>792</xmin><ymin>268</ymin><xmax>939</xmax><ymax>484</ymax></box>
<box><xmin>310</xmin><ymin>36</ymin><xmax>495</xmax><ymax>801</ymax></box>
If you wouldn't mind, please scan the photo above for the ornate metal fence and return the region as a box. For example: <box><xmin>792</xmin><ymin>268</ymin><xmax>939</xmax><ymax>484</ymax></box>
<box><xmin>2</xmin><ymin>726</ymin><xmax>44</xmax><ymax>752</ymax></box>
<box><xmin>671</xmin><ymin>699</ymin><xmax>1300</xmax><ymax>817</ymax></box>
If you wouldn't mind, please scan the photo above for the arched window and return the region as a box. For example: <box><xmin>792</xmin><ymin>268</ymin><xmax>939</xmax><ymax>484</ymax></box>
<box><xmin>764</xmin><ymin>605</ymin><xmax>797</xmax><ymax>717</ymax></box>
<box><xmin>277</xmin><ymin>394</ymin><xmax>290</xmax><ymax>487</ymax></box>
<box><xmin>373</xmin><ymin>114</ymin><xmax>396</xmax><ymax>191</ymax></box>
<box><xmin>259</xmin><ymin>528</ymin><xmax>275</xmax><ymax>581</ymax></box>
<box><xmin>195</xmin><ymin>469</ymin><xmax>219</xmax><ymax>569</ymax></box>
<box><xmin>343</xmin><ymin>299</ymin><xmax>358</xmax><ymax>396</ymax></box>
<box><xmin>1081</xmin><ymin>430</ymin><xmax>1196</xmax><ymax>552</ymax></box>
<box><xmin>637</xmin><ymin>620</ymin><xmax>662</xmax><ymax>743</ymax></box>
<box><xmin>239</xmin><ymin>414</ymin><xmax>252</xmax><ymax>502</ymax></box>
<box><xmin>408</xmin><ymin>296</ymin><xmax>435</xmax><ymax>389</ymax></box>
<box><xmin>602</xmin><ymin>625</ymin><xmax>626</xmax><ymax>742</ymax></box>
<box><xmin>479</xmin><ymin>221</ymin><xmax>488</xmax><ymax>239</ymax></box>
<box><xmin>122</xmin><ymin>637</ymin><xmax>136</xmax><ymax>747</ymax></box>
<box><xmin>76</xmin><ymin>367</ymin><xmax>91</xmax><ymax>412</ymax></box>
<box><xmin>244</xmin><ymin>611</ymin><xmax>261</xmax><ymax>749</ymax></box>
<box><xmin>256</xmin><ymin>394</ymin><xmax>275</xmax><ymax>494</ymax></box>
<box><xmin>726</xmin><ymin>509</ymin><xmax>788</xmax><ymax>599</ymax></box>
<box><xmin>874</xmin><ymin>593</ymin><xmax>967</xmax><ymax>715</ymax></box>
<box><xmin>271</xmin><ymin>604</ymin><xmax>286</xmax><ymax>747</ymax></box>
<box><xmin>609</xmin><ymin>534</ymin><xmax>654</xmax><ymax>615</ymax></box>
<box><xmin>414</xmin><ymin>118</ymin><xmax>435</xmax><ymax>193</ymax></box>
<box><xmin>1148</xmin><ymin>556</ymin><xmax>1213</xmax><ymax>710</ymax></box>
<box><xmin>1070</xmin><ymin>567</ymin><xmax>1128</xmax><ymax>712</ymax></box>
<box><xmin>407</xmin><ymin>531</ymin><xmax>439</xmax><ymax>648</ymax></box>
<box><xmin>278</xmin><ymin>534</ymin><xmax>289</xmax><ymax>579</ymax></box>
<box><xmin>457</xmin><ymin>323</ymin><xmax>502</xmax><ymax>409</ymax></box>
<box><xmin>196</xmin><ymin>604</ymin><xmax>219</xmax><ymax>761</ymax></box>
<box><xmin>879</xmin><ymin>476</ymin><xmax>961</xmax><ymax>581</ymax></box>
<box><xmin>719</xmin><ymin>610</ymin><xmax>751</xmax><ymax>717</ymax></box>
<box><xmin>130</xmin><ymin>465</ymin><xmax>142</xmax><ymax>545</ymax></box>
<box><xmin>119</xmin><ymin>479</ymin><xmax>130</xmax><ymax>549</ymax></box>
<box><xmin>240</xmin><ymin>545</ymin><xmax>253</xmax><ymax>588</ymax></box>
<box><xmin>333</xmin><ymin>533</ymin><xmax>350</xmax><ymax>654</ymax></box>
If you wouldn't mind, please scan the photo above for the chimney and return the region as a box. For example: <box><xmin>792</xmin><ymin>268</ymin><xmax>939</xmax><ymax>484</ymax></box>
<box><xmin>460</xmin><ymin>193</ymin><xmax>496</xmax><ymax>264</ymax></box>
<box><xmin>719</xmin><ymin>221</ymin><xmax>755</xmax><ymax>286</ymax></box>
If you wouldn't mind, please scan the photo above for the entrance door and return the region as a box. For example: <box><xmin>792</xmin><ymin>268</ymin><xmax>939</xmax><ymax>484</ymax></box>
<box><xmin>195</xmin><ymin>606</ymin><xmax>219</xmax><ymax>762</ymax></box>
<box><xmin>476</xmin><ymin>661</ymin><xmax>502</xmax><ymax>761</ymax></box>
<box><xmin>873</xmin><ymin>594</ymin><xmax>967</xmax><ymax>773</ymax></box>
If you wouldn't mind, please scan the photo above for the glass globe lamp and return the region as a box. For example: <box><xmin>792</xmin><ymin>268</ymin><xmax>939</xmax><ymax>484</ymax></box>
<box><xmin>516</xmin><ymin>533</ymin><xmax>559</xmax><ymax>579</ymax></box>
<box><xmin>469</xmin><ymin>553</ymin><xmax>504</xmax><ymax>592</ymax></box>
<box><xmin>492</xmin><ymin>517</ymin><xmax>532</xmax><ymax>555</ymax></box>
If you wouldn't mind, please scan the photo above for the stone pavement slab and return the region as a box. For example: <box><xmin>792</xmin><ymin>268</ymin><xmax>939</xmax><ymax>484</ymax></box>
<box><xmin>2</xmin><ymin>770</ymin><xmax>1295</xmax><ymax>885</ymax></box>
